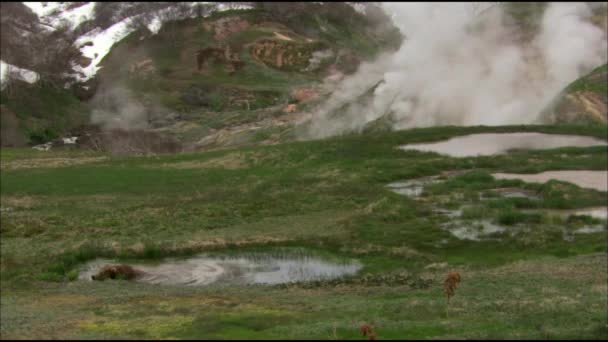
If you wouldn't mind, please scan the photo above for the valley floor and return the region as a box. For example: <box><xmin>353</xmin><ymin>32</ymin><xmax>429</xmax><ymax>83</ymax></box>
<box><xmin>1</xmin><ymin>124</ymin><xmax>607</xmax><ymax>339</ymax></box>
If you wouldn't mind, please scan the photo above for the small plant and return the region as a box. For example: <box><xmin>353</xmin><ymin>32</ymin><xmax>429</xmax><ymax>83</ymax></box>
<box><xmin>66</xmin><ymin>269</ymin><xmax>79</xmax><ymax>281</ymax></box>
<box><xmin>444</xmin><ymin>271</ymin><xmax>461</xmax><ymax>317</ymax></box>
<box><xmin>359</xmin><ymin>321</ymin><xmax>377</xmax><ymax>340</ymax></box>
<box><xmin>444</xmin><ymin>271</ymin><xmax>461</xmax><ymax>304</ymax></box>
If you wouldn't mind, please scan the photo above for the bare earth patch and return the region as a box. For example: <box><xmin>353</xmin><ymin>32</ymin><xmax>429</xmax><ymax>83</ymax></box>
<box><xmin>1</xmin><ymin>156</ymin><xmax>108</xmax><ymax>170</ymax></box>
<box><xmin>153</xmin><ymin>153</ymin><xmax>248</xmax><ymax>170</ymax></box>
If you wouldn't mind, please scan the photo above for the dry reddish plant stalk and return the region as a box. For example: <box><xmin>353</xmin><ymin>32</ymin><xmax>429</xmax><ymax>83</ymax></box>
<box><xmin>359</xmin><ymin>322</ymin><xmax>377</xmax><ymax>340</ymax></box>
<box><xmin>443</xmin><ymin>271</ymin><xmax>461</xmax><ymax>304</ymax></box>
<box><xmin>360</xmin><ymin>323</ymin><xmax>373</xmax><ymax>337</ymax></box>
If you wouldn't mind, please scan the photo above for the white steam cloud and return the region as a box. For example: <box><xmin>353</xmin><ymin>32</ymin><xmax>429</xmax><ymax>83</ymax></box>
<box><xmin>90</xmin><ymin>85</ymin><xmax>150</xmax><ymax>131</ymax></box>
<box><xmin>303</xmin><ymin>2</ymin><xmax>607</xmax><ymax>139</ymax></box>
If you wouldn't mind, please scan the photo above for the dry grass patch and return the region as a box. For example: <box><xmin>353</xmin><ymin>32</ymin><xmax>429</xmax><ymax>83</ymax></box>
<box><xmin>1</xmin><ymin>156</ymin><xmax>108</xmax><ymax>170</ymax></box>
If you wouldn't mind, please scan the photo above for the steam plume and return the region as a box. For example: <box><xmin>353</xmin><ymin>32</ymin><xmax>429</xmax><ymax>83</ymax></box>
<box><xmin>90</xmin><ymin>85</ymin><xmax>150</xmax><ymax>130</ymax></box>
<box><xmin>302</xmin><ymin>2</ymin><xmax>607</xmax><ymax>139</ymax></box>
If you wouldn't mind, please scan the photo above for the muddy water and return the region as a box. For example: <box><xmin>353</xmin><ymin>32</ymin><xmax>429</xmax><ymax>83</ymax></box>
<box><xmin>492</xmin><ymin>170</ymin><xmax>608</xmax><ymax>191</ymax></box>
<box><xmin>574</xmin><ymin>225</ymin><xmax>607</xmax><ymax>234</ymax></box>
<box><xmin>521</xmin><ymin>207</ymin><xmax>608</xmax><ymax>220</ymax></box>
<box><xmin>78</xmin><ymin>251</ymin><xmax>361</xmax><ymax>286</ymax></box>
<box><xmin>399</xmin><ymin>133</ymin><xmax>606</xmax><ymax>157</ymax></box>
<box><xmin>386</xmin><ymin>176</ymin><xmax>440</xmax><ymax>197</ymax></box>
<box><xmin>442</xmin><ymin>220</ymin><xmax>508</xmax><ymax>241</ymax></box>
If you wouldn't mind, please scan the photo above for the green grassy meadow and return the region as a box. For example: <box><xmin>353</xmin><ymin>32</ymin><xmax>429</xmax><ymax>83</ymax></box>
<box><xmin>1</xmin><ymin>124</ymin><xmax>607</xmax><ymax>339</ymax></box>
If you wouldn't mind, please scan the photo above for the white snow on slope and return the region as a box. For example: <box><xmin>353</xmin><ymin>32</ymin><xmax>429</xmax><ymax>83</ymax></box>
<box><xmin>70</xmin><ymin>2</ymin><xmax>254</xmax><ymax>82</ymax></box>
<box><xmin>1</xmin><ymin>60</ymin><xmax>40</xmax><ymax>90</ymax></box>
<box><xmin>23</xmin><ymin>2</ymin><xmax>97</xmax><ymax>31</ymax></box>
<box><xmin>71</xmin><ymin>18</ymin><xmax>136</xmax><ymax>82</ymax></box>
<box><xmin>22</xmin><ymin>2</ymin><xmax>64</xmax><ymax>18</ymax></box>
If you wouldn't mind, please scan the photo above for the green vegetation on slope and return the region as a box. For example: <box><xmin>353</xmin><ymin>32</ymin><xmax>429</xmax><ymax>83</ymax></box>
<box><xmin>0</xmin><ymin>81</ymin><xmax>90</xmax><ymax>145</ymax></box>
<box><xmin>564</xmin><ymin>63</ymin><xmax>608</xmax><ymax>96</ymax></box>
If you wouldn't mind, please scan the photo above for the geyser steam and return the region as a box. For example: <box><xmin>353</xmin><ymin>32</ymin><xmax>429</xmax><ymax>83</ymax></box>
<box><xmin>303</xmin><ymin>2</ymin><xmax>607</xmax><ymax>139</ymax></box>
<box><xmin>90</xmin><ymin>85</ymin><xmax>150</xmax><ymax>131</ymax></box>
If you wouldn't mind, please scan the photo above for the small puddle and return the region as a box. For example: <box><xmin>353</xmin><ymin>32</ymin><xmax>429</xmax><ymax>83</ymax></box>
<box><xmin>399</xmin><ymin>133</ymin><xmax>606</xmax><ymax>157</ymax></box>
<box><xmin>574</xmin><ymin>225</ymin><xmax>607</xmax><ymax>234</ymax></box>
<box><xmin>492</xmin><ymin>170</ymin><xmax>608</xmax><ymax>191</ymax></box>
<box><xmin>488</xmin><ymin>187</ymin><xmax>539</xmax><ymax>199</ymax></box>
<box><xmin>387</xmin><ymin>176</ymin><xmax>441</xmax><ymax>197</ymax></box>
<box><xmin>78</xmin><ymin>250</ymin><xmax>361</xmax><ymax>286</ymax></box>
<box><xmin>442</xmin><ymin>220</ymin><xmax>508</xmax><ymax>241</ymax></box>
<box><xmin>522</xmin><ymin>207</ymin><xmax>607</xmax><ymax>220</ymax></box>
<box><xmin>433</xmin><ymin>208</ymin><xmax>462</xmax><ymax>218</ymax></box>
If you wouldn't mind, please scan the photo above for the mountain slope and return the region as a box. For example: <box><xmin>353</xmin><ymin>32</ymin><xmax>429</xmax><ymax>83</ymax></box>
<box><xmin>540</xmin><ymin>64</ymin><xmax>608</xmax><ymax>125</ymax></box>
<box><xmin>0</xmin><ymin>2</ymin><xmax>400</xmax><ymax>148</ymax></box>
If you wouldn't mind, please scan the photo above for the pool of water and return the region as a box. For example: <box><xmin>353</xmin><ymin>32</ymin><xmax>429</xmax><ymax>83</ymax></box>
<box><xmin>386</xmin><ymin>176</ymin><xmax>441</xmax><ymax>197</ymax></box>
<box><xmin>574</xmin><ymin>225</ymin><xmax>607</xmax><ymax>234</ymax></box>
<box><xmin>399</xmin><ymin>133</ymin><xmax>606</xmax><ymax>157</ymax></box>
<box><xmin>521</xmin><ymin>207</ymin><xmax>608</xmax><ymax>220</ymax></box>
<box><xmin>492</xmin><ymin>170</ymin><xmax>608</xmax><ymax>191</ymax></box>
<box><xmin>442</xmin><ymin>220</ymin><xmax>508</xmax><ymax>241</ymax></box>
<box><xmin>78</xmin><ymin>250</ymin><xmax>362</xmax><ymax>286</ymax></box>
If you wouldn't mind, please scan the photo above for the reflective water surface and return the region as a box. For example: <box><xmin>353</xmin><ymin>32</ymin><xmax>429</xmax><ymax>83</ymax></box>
<box><xmin>78</xmin><ymin>250</ymin><xmax>362</xmax><ymax>286</ymax></box>
<box><xmin>492</xmin><ymin>170</ymin><xmax>608</xmax><ymax>191</ymax></box>
<box><xmin>399</xmin><ymin>133</ymin><xmax>606</xmax><ymax>157</ymax></box>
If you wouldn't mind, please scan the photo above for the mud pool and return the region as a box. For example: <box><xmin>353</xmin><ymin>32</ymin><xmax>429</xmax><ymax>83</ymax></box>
<box><xmin>78</xmin><ymin>251</ymin><xmax>362</xmax><ymax>286</ymax></box>
<box><xmin>399</xmin><ymin>133</ymin><xmax>607</xmax><ymax>157</ymax></box>
<box><xmin>492</xmin><ymin>170</ymin><xmax>608</xmax><ymax>191</ymax></box>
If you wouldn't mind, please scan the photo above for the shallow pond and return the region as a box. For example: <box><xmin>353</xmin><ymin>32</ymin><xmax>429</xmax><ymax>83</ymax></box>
<box><xmin>399</xmin><ymin>133</ymin><xmax>606</xmax><ymax>157</ymax></box>
<box><xmin>492</xmin><ymin>170</ymin><xmax>608</xmax><ymax>191</ymax></box>
<box><xmin>78</xmin><ymin>250</ymin><xmax>362</xmax><ymax>286</ymax></box>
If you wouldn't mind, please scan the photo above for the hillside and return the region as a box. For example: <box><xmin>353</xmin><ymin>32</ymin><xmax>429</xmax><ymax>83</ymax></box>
<box><xmin>0</xmin><ymin>2</ymin><xmax>401</xmax><ymax>149</ymax></box>
<box><xmin>540</xmin><ymin>64</ymin><xmax>608</xmax><ymax>125</ymax></box>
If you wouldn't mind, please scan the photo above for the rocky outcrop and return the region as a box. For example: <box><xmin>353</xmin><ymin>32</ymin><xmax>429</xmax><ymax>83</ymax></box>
<box><xmin>540</xmin><ymin>64</ymin><xmax>608</xmax><ymax>125</ymax></box>
<box><xmin>128</xmin><ymin>59</ymin><xmax>156</xmax><ymax>77</ymax></box>
<box><xmin>250</xmin><ymin>38</ymin><xmax>324</xmax><ymax>70</ymax></box>
<box><xmin>202</xmin><ymin>15</ymin><xmax>251</xmax><ymax>41</ymax></box>
<box><xmin>195</xmin><ymin>45</ymin><xmax>244</xmax><ymax>74</ymax></box>
<box><xmin>543</xmin><ymin>90</ymin><xmax>608</xmax><ymax>124</ymax></box>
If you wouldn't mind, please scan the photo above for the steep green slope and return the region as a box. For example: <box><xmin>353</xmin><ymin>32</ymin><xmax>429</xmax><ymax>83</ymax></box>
<box><xmin>0</xmin><ymin>81</ymin><xmax>90</xmax><ymax>146</ymax></box>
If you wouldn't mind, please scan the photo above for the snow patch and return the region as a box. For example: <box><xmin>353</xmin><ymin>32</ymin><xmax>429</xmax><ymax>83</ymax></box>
<box><xmin>72</xmin><ymin>18</ymin><xmax>137</xmax><ymax>82</ymax></box>
<box><xmin>23</xmin><ymin>2</ymin><xmax>96</xmax><ymax>31</ymax></box>
<box><xmin>146</xmin><ymin>16</ymin><xmax>163</xmax><ymax>34</ymax></box>
<box><xmin>70</xmin><ymin>2</ymin><xmax>255</xmax><ymax>81</ymax></box>
<box><xmin>63</xmin><ymin>137</ymin><xmax>78</xmax><ymax>144</ymax></box>
<box><xmin>22</xmin><ymin>2</ymin><xmax>64</xmax><ymax>18</ymax></box>
<box><xmin>1</xmin><ymin>60</ymin><xmax>40</xmax><ymax>89</ymax></box>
